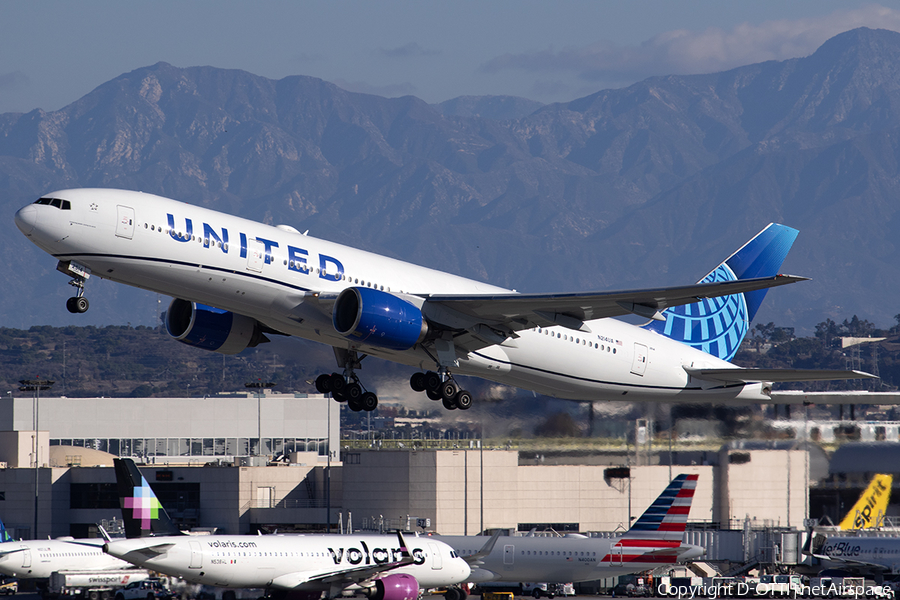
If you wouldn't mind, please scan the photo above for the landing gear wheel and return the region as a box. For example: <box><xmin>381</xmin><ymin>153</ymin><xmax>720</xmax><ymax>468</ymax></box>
<box><xmin>426</xmin><ymin>389</ymin><xmax>442</xmax><ymax>401</ymax></box>
<box><xmin>345</xmin><ymin>382</ymin><xmax>362</xmax><ymax>401</ymax></box>
<box><xmin>440</xmin><ymin>381</ymin><xmax>458</xmax><ymax>401</ymax></box>
<box><xmin>410</xmin><ymin>372</ymin><xmax>426</xmax><ymax>392</ymax></box>
<box><xmin>445</xmin><ymin>589</ymin><xmax>461</xmax><ymax>600</ymax></box>
<box><xmin>66</xmin><ymin>297</ymin><xmax>89</xmax><ymax>313</ymax></box>
<box><xmin>361</xmin><ymin>392</ymin><xmax>378</xmax><ymax>412</ymax></box>
<box><xmin>455</xmin><ymin>390</ymin><xmax>473</xmax><ymax>410</ymax></box>
<box><xmin>332</xmin><ymin>387</ymin><xmax>346</xmax><ymax>402</ymax></box>
<box><xmin>424</xmin><ymin>371</ymin><xmax>442</xmax><ymax>393</ymax></box>
<box><xmin>74</xmin><ymin>297</ymin><xmax>89</xmax><ymax>313</ymax></box>
<box><xmin>348</xmin><ymin>396</ymin><xmax>364</xmax><ymax>412</ymax></box>
<box><xmin>442</xmin><ymin>395</ymin><xmax>458</xmax><ymax>410</ymax></box>
<box><xmin>315</xmin><ymin>374</ymin><xmax>332</xmax><ymax>394</ymax></box>
<box><xmin>330</xmin><ymin>373</ymin><xmax>346</xmax><ymax>394</ymax></box>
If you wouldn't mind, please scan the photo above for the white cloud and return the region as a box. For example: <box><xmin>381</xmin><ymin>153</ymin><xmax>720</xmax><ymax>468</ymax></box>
<box><xmin>481</xmin><ymin>5</ymin><xmax>900</xmax><ymax>86</ymax></box>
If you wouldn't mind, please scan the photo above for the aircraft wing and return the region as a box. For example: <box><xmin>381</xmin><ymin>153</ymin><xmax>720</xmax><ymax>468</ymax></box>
<box><xmin>269</xmin><ymin>560</ymin><xmax>411</xmax><ymax>590</ymax></box>
<box><xmin>461</xmin><ymin>531</ymin><xmax>501</xmax><ymax>567</ymax></box>
<box><xmin>684</xmin><ymin>368</ymin><xmax>876</xmax><ymax>384</ymax></box>
<box><xmin>270</xmin><ymin>531</ymin><xmax>416</xmax><ymax>591</ymax></box>
<box><xmin>0</xmin><ymin>548</ymin><xmax>25</xmax><ymax>558</ymax></box>
<box><xmin>422</xmin><ymin>275</ymin><xmax>806</xmax><ymax>334</ymax></box>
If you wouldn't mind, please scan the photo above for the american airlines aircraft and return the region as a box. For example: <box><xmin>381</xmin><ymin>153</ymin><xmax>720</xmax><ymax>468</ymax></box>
<box><xmin>14</xmin><ymin>189</ymin><xmax>870</xmax><ymax>411</ymax></box>
<box><xmin>437</xmin><ymin>474</ymin><xmax>704</xmax><ymax>589</ymax></box>
<box><xmin>104</xmin><ymin>459</ymin><xmax>471</xmax><ymax>600</ymax></box>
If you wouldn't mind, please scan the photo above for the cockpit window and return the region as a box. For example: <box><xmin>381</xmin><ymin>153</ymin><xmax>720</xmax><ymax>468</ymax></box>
<box><xmin>34</xmin><ymin>197</ymin><xmax>71</xmax><ymax>210</ymax></box>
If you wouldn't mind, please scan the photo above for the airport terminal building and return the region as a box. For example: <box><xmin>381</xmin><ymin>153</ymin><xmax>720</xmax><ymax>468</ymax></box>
<box><xmin>0</xmin><ymin>391</ymin><xmax>814</xmax><ymax>548</ymax></box>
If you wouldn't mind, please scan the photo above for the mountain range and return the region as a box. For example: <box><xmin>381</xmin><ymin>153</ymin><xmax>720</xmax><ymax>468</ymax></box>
<box><xmin>2</xmin><ymin>27</ymin><xmax>900</xmax><ymax>335</ymax></box>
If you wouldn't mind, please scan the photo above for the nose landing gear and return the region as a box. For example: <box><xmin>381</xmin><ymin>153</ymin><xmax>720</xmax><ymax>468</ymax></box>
<box><xmin>58</xmin><ymin>261</ymin><xmax>91</xmax><ymax>314</ymax></box>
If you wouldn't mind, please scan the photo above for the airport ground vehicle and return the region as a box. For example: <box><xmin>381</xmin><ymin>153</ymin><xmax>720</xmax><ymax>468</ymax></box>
<box><xmin>46</xmin><ymin>571</ymin><xmax>151</xmax><ymax>600</ymax></box>
<box><xmin>0</xmin><ymin>578</ymin><xmax>15</xmax><ymax>595</ymax></box>
<box><xmin>114</xmin><ymin>579</ymin><xmax>171</xmax><ymax>600</ymax></box>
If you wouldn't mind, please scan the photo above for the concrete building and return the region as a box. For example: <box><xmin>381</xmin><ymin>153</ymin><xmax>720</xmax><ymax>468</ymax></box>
<box><xmin>0</xmin><ymin>393</ymin><xmax>813</xmax><ymax>541</ymax></box>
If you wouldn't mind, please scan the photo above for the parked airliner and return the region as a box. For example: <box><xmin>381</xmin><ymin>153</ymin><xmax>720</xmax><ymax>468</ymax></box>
<box><xmin>104</xmin><ymin>459</ymin><xmax>471</xmax><ymax>600</ymax></box>
<box><xmin>15</xmin><ymin>189</ymin><xmax>870</xmax><ymax>411</ymax></box>
<box><xmin>437</xmin><ymin>474</ymin><xmax>704</xmax><ymax>588</ymax></box>
<box><xmin>0</xmin><ymin>536</ymin><xmax>131</xmax><ymax>579</ymax></box>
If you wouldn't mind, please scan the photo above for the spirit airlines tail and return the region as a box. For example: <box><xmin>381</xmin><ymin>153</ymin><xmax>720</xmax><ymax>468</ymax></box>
<box><xmin>15</xmin><ymin>189</ymin><xmax>871</xmax><ymax>411</ymax></box>
<box><xmin>105</xmin><ymin>459</ymin><xmax>470</xmax><ymax>600</ymax></box>
<box><xmin>438</xmin><ymin>474</ymin><xmax>704</xmax><ymax>583</ymax></box>
<box><xmin>839</xmin><ymin>474</ymin><xmax>892</xmax><ymax>530</ymax></box>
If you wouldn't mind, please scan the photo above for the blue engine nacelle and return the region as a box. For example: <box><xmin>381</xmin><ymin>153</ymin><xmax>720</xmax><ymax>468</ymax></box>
<box><xmin>333</xmin><ymin>287</ymin><xmax>428</xmax><ymax>350</ymax></box>
<box><xmin>166</xmin><ymin>299</ymin><xmax>269</xmax><ymax>355</ymax></box>
<box><xmin>370</xmin><ymin>574</ymin><xmax>419</xmax><ymax>600</ymax></box>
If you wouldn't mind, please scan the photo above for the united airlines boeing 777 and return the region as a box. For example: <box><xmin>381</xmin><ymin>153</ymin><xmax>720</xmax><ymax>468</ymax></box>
<box><xmin>15</xmin><ymin>189</ymin><xmax>870</xmax><ymax>411</ymax></box>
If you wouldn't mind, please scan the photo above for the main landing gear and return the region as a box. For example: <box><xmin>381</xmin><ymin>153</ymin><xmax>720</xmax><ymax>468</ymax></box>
<box><xmin>315</xmin><ymin>349</ymin><xmax>379</xmax><ymax>412</ymax></box>
<box><xmin>409</xmin><ymin>369</ymin><xmax>473</xmax><ymax>410</ymax></box>
<box><xmin>58</xmin><ymin>261</ymin><xmax>90</xmax><ymax>314</ymax></box>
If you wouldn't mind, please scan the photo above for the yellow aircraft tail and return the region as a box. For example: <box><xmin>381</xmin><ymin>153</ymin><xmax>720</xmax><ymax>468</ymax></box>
<box><xmin>839</xmin><ymin>474</ymin><xmax>892</xmax><ymax>530</ymax></box>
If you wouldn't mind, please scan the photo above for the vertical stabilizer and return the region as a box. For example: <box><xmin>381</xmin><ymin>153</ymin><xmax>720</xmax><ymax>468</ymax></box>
<box><xmin>0</xmin><ymin>518</ymin><xmax>13</xmax><ymax>543</ymax></box>
<box><xmin>621</xmin><ymin>474</ymin><xmax>698</xmax><ymax>544</ymax></box>
<box><xmin>643</xmin><ymin>224</ymin><xmax>798</xmax><ymax>361</ymax></box>
<box><xmin>839</xmin><ymin>474</ymin><xmax>892</xmax><ymax>530</ymax></box>
<box><xmin>114</xmin><ymin>458</ymin><xmax>183</xmax><ymax>538</ymax></box>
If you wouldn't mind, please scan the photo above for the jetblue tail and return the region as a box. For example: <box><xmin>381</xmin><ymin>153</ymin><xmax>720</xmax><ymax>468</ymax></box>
<box><xmin>643</xmin><ymin>223</ymin><xmax>798</xmax><ymax>361</ymax></box>
<box><xmin>114</xmin><ymin>458</ymin><xmax>184</xmax><ymax>538</ymax></box>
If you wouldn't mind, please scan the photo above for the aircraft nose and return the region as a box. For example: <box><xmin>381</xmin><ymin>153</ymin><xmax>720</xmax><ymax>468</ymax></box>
<box><xmin>14</xmin><ymin>205</ymin><xmax>37</xmax><ymax>235</ymax></box>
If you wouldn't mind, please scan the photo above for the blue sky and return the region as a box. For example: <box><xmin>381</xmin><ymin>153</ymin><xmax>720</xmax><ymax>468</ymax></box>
<box><xmin>2</xmin><ymin>1</ymin><xmax>900</xmax><ymax>114</ymax></box>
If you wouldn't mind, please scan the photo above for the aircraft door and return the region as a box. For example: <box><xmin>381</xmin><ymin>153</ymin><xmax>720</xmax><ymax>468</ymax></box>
<box><xmin>246</xmin><ymin>240</ymin><xmax>265</xmax><ymax>273</ymax></box>
<box><xmin>428</xmin><ymin>543</ymin><xmax>442</xmax><ymax>570</ymax></box>
<box><xmin>610</xmin><ymin>544</ymin><xmax>623</xmax><ymax>566</ymax></box>
<box><xmin>631</xmin><ymin>343</ymin><xmax>648</xmax><ymax>376</ymax></box>
<box><xmin>189</xmin><ymin>541</ymin><xmax>203</xmax><ymax>569</ymax></box>
<box><xmin>116</xmin><ymin>206</ymin><xmax>135</xmax><ymax>239</ymax></box>
<box><xmin>19</xmin><ymin>547</ymin><xmax>30</xmax><ymax>568</ymax></box>
<box><xmin>503</xmin><ymin>544</ymin><xmax>515</xmax><ymax>569</ymax></box>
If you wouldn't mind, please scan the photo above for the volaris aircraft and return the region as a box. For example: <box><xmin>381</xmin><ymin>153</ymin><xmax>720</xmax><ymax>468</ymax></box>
<box><xmin>105</xmin><ymin>459</ymin><xmax>471</xmax><ymax>600</ymax></box>
<box><xmin>15</xmin><ymin>189</ymin><xmax>871</xmax><ymax>411</ymax></box>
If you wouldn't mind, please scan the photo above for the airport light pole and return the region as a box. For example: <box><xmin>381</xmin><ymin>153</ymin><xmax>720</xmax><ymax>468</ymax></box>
<box><xmin>19</xmin><ymin>379</ymin><xmax>53</xmax><ymax>539</ymax></box>
<box><xmin>245</xmin><ymin>380</ymin><xmax>274</xmax><ymax>457</ymax></box>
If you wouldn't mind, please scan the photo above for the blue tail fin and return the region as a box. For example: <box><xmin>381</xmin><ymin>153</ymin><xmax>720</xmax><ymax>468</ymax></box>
<box><xmin>642</xmin><ymin>223</ymin><xmax>798</xmax><ymax>361</ymax></box>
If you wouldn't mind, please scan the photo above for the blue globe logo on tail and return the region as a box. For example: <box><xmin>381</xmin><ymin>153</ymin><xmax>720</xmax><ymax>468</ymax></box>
<box><xmin>643</xmin><ymin>223</ymin><xmax>798</xmax><ymax>362</ymax></box>
<box><xmin>646</xmin><ymin>264</ymin><xmax>748</xmax><ymax>361</ymax></box>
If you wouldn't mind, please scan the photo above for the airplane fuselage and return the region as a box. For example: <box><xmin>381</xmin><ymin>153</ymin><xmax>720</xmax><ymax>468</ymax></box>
<box><xmin>436</xmin><ymin>535</ymin><xmax>704</xmax><ymax>583</ymax></box>
<box><xmin>0</xmin><ymin>538</ymin><xmax>131</xmax><ymax>579</ymax></box>
<box><xmin>16</xmin><ymin>189</ymin><xmax>769</xmax><ymax>403</ymax></box>
<box><xmin>103</xmin><ymin>533</ymin><xmax>469</xmax><ymax>591</ymax></box>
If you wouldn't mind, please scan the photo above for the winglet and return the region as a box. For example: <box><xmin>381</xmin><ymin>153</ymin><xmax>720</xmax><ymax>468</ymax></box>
<box><xmin>463</xmin><ymin>530</ymin><xmax>501</xmax><ymax>566</ymax></box>
<box><xmin>396</xmin><ymin>530</ymin><xmax>415</xmax><ymax>564</ymax></box>
<box><xmin>97</xmin><ymin>524</ymin><xmax>112</xmax><ymax>543</ymax></box>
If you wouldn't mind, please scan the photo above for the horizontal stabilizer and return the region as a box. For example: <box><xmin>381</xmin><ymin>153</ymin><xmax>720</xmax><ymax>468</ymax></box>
<box><xmin>769</xmin><ymin>391</ymin><xmax>900</xmax><ymax>405</ymax></box>
<box><xmin>684</xmin><ymin>367</ymin><xmax>875</xmax><ymax>383</ymax></box>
